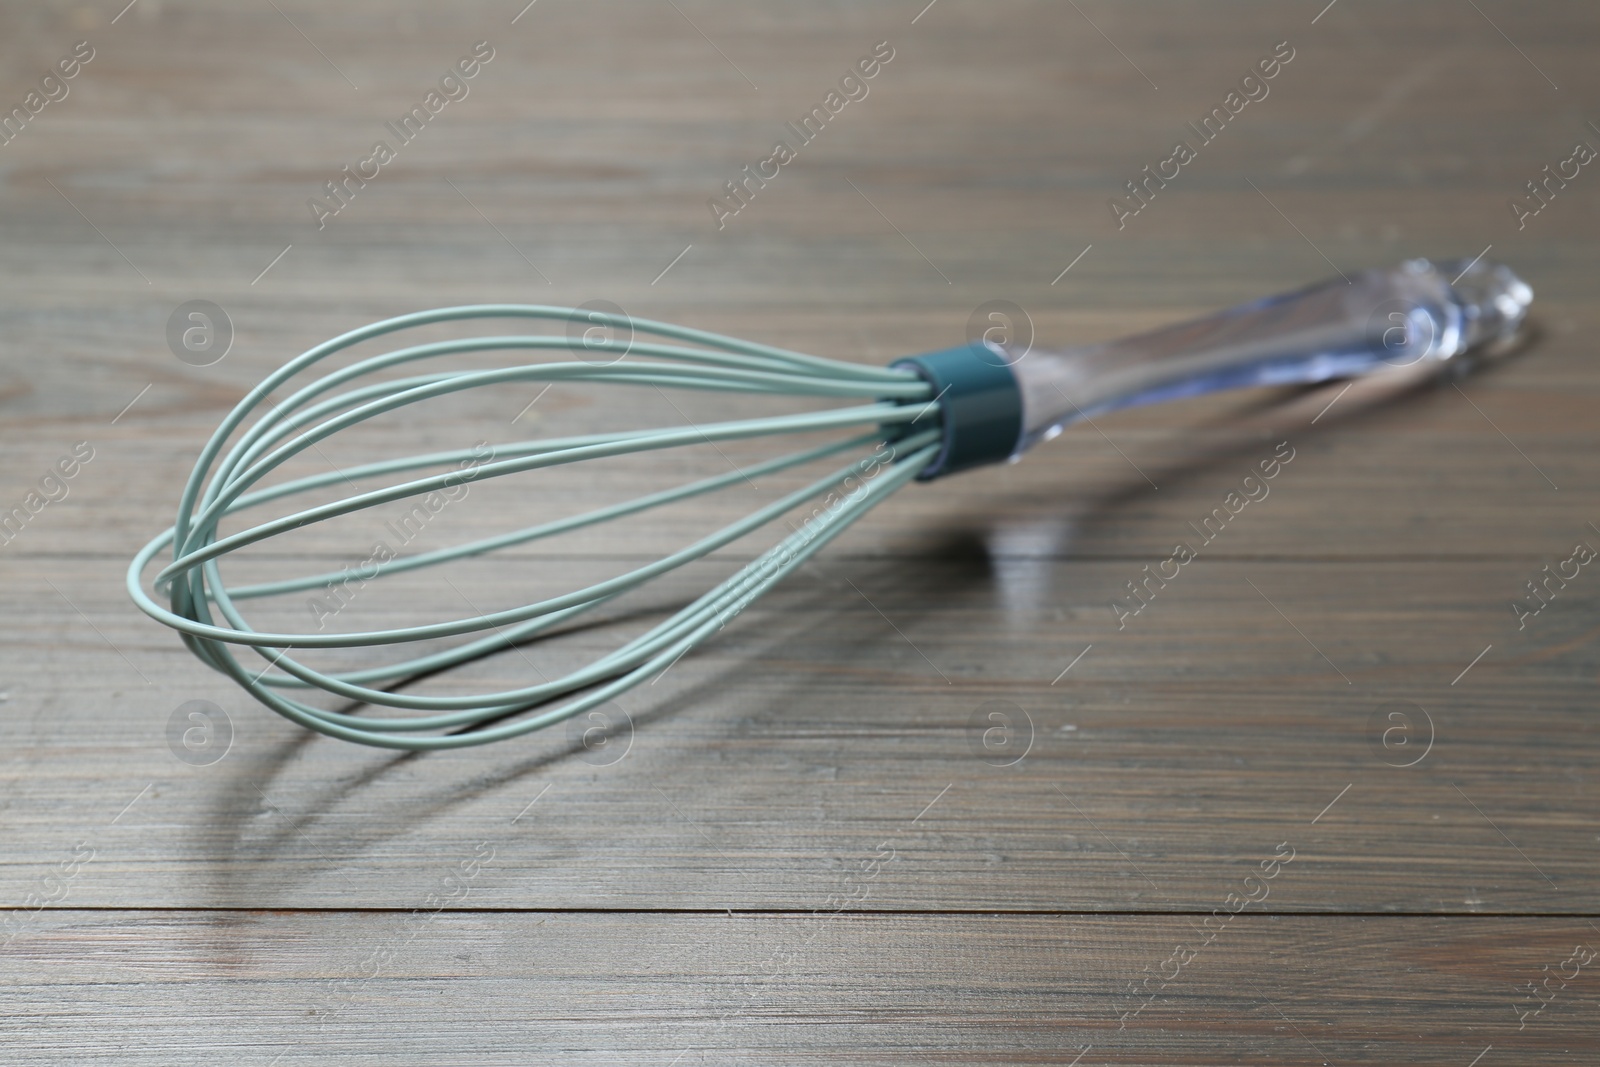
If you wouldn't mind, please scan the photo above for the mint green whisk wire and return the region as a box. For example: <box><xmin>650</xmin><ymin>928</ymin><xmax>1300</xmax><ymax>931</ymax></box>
<box><xmin>127</xmin><ymin>305</ymin><xmax>940</xmax><ymax>750</ymax></box>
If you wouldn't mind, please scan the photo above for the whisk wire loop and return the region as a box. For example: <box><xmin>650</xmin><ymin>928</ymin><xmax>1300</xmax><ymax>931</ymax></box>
<box><xmin>128</xmin><ymin>305</ymin><xmax>939</xmax><ymax>750</ymax></box>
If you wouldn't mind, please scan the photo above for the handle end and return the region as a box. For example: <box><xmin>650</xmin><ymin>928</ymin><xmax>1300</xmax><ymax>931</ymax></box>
<box><xmin>1439</xmin><ymin>256</ymin><xmax>1534</xmax><ymax>352</ymax></box>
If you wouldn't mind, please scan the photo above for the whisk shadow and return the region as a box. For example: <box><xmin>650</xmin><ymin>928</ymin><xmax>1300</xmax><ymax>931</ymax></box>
<box><xmin>194</xmin><ymin>557</ymin><xmax>952</xmax><ymax>1010</ymax></box>
<box><xmin>199</xmin><ymin>574</ymin><xmax>902</xmax><ymax>913</ymax></box>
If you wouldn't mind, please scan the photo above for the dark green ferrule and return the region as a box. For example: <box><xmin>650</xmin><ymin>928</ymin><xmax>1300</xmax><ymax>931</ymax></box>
<box><xmin>890</xmin><ymin>344</ymin><xmax>1024</xmax><ymax>480</ymax></box>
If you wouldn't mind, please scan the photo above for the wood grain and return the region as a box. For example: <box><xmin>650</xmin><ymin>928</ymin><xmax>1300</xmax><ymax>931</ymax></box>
<box><xmin>4</xmin><ymin>911</ymin><xmax>1597</xmax><ymax>1064</ymax></box>
<box><xmin>2</xmin><ymin>0</ymin><xmax>1597</xmax><ymax>1061</ymax></box>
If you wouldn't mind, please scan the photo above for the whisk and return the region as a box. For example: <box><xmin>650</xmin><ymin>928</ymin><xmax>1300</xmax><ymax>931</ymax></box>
<box><xmin>128</xmin><ymin>258</ymin><xmax>1531</xmax><ymax>750</ymax></box>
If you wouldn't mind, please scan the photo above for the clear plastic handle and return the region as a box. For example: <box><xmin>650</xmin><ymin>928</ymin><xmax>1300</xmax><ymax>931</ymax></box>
<box><xmin>1005</xmin><ymin>257</ymin><xmax>1532</xmax><ymax>454</ymax></box>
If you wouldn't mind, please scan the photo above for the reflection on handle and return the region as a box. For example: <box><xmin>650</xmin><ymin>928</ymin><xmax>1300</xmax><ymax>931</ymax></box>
<box><xmin>1005</xmin><ymin>258</ymin><xmax>1532</xmax><ymax>455</ymax></box>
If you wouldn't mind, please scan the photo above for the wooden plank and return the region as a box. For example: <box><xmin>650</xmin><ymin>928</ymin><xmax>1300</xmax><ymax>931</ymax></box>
<box><xmin>2</xmin><ymin>344</ymin><xmax>1596</xmax><ymax>564</ymax></box>
<box><xmin>2</xmin><ymin>911</ymin><xmax>1595</xmax><ymax>1064</ymax></box>
<box><xmin>2</xmin><ymin>552</ymin><xmax>1595</xmax><ymax>911</ymax></box>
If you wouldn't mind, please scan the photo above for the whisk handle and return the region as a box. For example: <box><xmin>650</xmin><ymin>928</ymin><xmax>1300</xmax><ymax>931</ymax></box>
<box><xmin>1005</xmin><ymin>256</ymin><xmax>1531</xmax><ymax>456</ymax></box>
<box><xmin>894</xmin><ymin>257</ymin><xmax>1531</xmax><ymax>479</ymax></box>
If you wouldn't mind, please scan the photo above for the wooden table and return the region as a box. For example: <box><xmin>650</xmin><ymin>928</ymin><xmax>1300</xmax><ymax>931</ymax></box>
<box><xmin>3</xmin><ymin>1</ymin><xmax>1597</xmax><ymax>1062</ymax></box>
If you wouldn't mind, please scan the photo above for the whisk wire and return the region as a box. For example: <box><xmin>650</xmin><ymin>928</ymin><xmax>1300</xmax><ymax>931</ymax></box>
<box><xmin>129</xmin><ymin>304</ymin><xmax>939</xmax><ymax>750</ymax></box>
